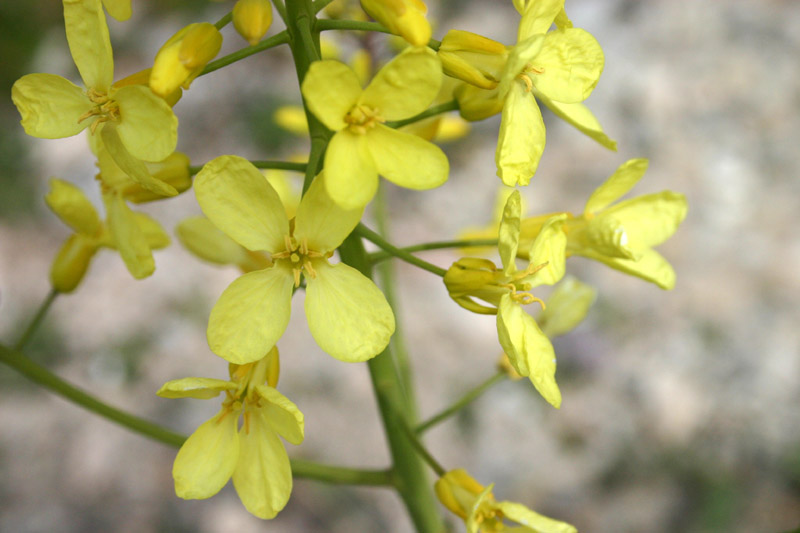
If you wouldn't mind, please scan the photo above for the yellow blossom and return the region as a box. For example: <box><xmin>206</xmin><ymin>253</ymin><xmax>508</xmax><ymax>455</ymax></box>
<box><xmin>150</xmin><ymin>22</ymin><xmax>223</xmax><ymax>97</ymax></box>
<box><xmin>194</xmin><ymin>155</ymin><xmax>395</xmax><ymax>364</ymax></box>
<box><xmin>435</xmin><ymin>469</ymin><xmax>577</xmax><ymax>533</ymax></box>
<box><xmin>11</xmin><ymin>0</ymin><xmax>179</xmax><ymax>197</ymax></box>
<box><xmin>157</xmin><ymin>348</ymin><xmax>304</xmax><ymax>520</ymax></box>
<box><xmin>301</xmin><ymin>47</ymin><xmax>448</xmax><ymax>209</ymax></box>
<box><xmin>360</xmin><ymin>0</ymin><xmax>431</xmax><ymax>47</ymax></box>
<box><xmin>444</xmin><ymin>191</ymin><xmax>567</xmax><ymax>407</ymax></box>
<box><xmin>233</xmin><ymin>0</ymin><xmax>273</xmax><ymax>45</ymax></box>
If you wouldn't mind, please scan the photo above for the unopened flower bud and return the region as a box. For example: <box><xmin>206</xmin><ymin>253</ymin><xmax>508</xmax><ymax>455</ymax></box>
<box><xmin>361</xmin><ymin>0</ymin><xmax>431</xmax><ymax>47</ymax></box>
<box><xmin>50</xmin><ymin>234</ymin><xmax>99</xmax><ymax>292</ymax></box>
<box><xmin>439</xmin><ymin>30</ymin><xmax>509</xmax><ymax>90</ymax></box>
<box><xmin>123</xmin><ymin>152</ymin><xmax>192</xmax><ymax>203</ymax></box>
<box><xmin>150</xmin><ymin>23</ymin><xmax>223</xmax><ymax>97</ymax></box>
<box><xmin>233</xmin><ymin>0</ymin><xmax>273</xmax><ymax>46</ymax></box>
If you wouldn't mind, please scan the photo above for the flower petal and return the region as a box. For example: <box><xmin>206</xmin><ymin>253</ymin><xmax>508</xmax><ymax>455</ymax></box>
<box><xmin>207</xmin><ymin>265</ymin><xmax>294</xmax><ymax>364</ymax></box>
<box><xmin>11</xmin><ymin>74</ymin><xmax>91</xmax><ymax>139</ymax></box>
<box><xmin>603</xmin><ymin>191</ymin><xmax>688</xmax><ymax>248</ymax></box>
<box><xmin>194</xmin><ymin>155</ymin><xmax>289</xmax><ymax>253</ymax></box>
<box><xmin>526</xmin><ymin>214</ymin><xmax>567</xmax><ymax>287</ymax></box>
<box><xmin>367</xmin><ymin>124</ymin><xmax>449</xmax><ymax>191</ymax></box>
<box><xmin>157</xmin><ymin>377</ymin><xmax>237</xmax><ymax>399</ymax></box>
<box><xmin>498</xmin><ymin>35</ymin><xmax>545</xmax><ymax>99</ymax></box>
<box><xmin>294</xmin><ymin>173</ymin><xmax>364</xmax><ymax>253</ymax></box>
<box><xmin>531</xmin><ymin>28</ymin><xmax>604</xmax><ymax>104</ymax></box>
<box><xmin>324</xmin><ymin>130</ymin><xmax>379</xmax><ymax>210</ymax></box>
<box><xmin>497</xmin><ymin>294</ymin><xmax>561</xmax><ymax>408</ymax></box>
<box><xmin>50</xmin><ymin>234</ymin><xmax>99</xmax><ymax>293</ymax></box>
<box><xmin>104</xmin><ymin>192</ymin><xmax>155</xmax><ymax>279</ymax></box>
<box><xmin>495</xmin><ymin>83</ymin><xmax>545</xmax><ymax>187</ymax></box>
<box><xmin>113</xmin><ymin>85</ymin><xmax>178</xmax><ymax>162</ymax></box>
<box><xmin>255</xmin><ymin>385</ymin><xmax>305</xmax><ymax>445</ymax></box>
<box><xmin>100</xmin><ymin>124</ymin><xmax>179</xmax><ymax>197</ymax></box>
<box><xmin>102</xmin><ymin>0</ymin><xmax>131</xmax><ymax>21</ymax></box>
<box><xmin>64</xmin><ymin>0</ymin><xmax>114</xmax><ymax>91</ymax></box>
<box><xmin>305</xmin><ymin>261</ymin><xmax>394</xmax><ymax>362</ymax></box>
<box><xmin>176</xmin><ymin>216</ymin><xmax>254</xmax><ymax>267</ymax></box>
<box><xmin>577</xmin><ymin>247</ymin><xmax>677</xmax><ymax>290</ymax></box>
<box><xmin>301</xmin><ymin>60</ymin><xmax>362</xmax><ymax>131</ymax></box>
<box><xmin>173</xmin><ymin>409</ymin><xmax>239</xmax><ymax>499</ymax></box>
<box><xmin>132</xmin><ymin>212</ymin><xmax>170</xmax><ymax>249</ymax></box>
<box><xmin>499</xmin><ymin>191</ymin><xmax>522</xmax><ymax>276</ymax></box>
<box><xmin>497</xmin><ymin>501</ymin><xmax>577</xmax><ymax>533</ymax></box>
<box><xmin>517</xmin><ymin>0</ymin><xmax>564</xmax><ymax>40</ymax></box>
<box><xmin>232</xmin><ymin>409</ymin><xmax>292</xmax><ymax>519</ymax></box>
<box><xmin>535</xmin><ymin>92</ymin><xmax>617</xmax><ymax>151</ymax></box>
<box><xmin>45</xmin><ymin>179</ymin><xmax>101</xmax><ymax>235</ymax></box>
<box><xmin>583</xmin><ymin>158</ymin><xmax>649</xmax><ymax>214</ymax></box>
<box><xmin>538</xmin><ymin>276</ymin><xmax>596</xmax><ymax>338</ymax></box>
<box><xmin>361</xmin><ymin>47</ymin><xmax>442</xmax><ymax>120</ymax></box>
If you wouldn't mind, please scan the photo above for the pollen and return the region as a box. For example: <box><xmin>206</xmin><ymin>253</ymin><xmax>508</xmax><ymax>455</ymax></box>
<box><xmin>344</xmin><ymin>104</ymin><xmax>385</xmax><ymax>134</ymax></box>
<box><xmin>272</xmin><ymin>235</ymin><xmax>327</xmax><ymax>287</ymax></box>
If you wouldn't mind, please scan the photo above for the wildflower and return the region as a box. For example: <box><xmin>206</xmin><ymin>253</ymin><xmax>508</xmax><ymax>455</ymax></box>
<box><xmin>157</xmin><ymin>348</ymin><xmax>303</xmax><ymax>520</ymax></box>
<box><xmin>444</xmin><ymin>191</ymin><xmax>567</xmax><ymax>407</ymax></box>
<box><xmin>360</xmin><ymin>0</ymin><xmax>431</xmax><ymax>47</ymax></box>
<box><xmin>435</xmin><ymin>468</ymin><xmax>577</xmax><ymax>533</ymax></box>
<box><xmin>150</xmin><ymin>22</ymin><xmax>223</xmax><ymax>97</ymax></box>
<box><xmin>12</xmin><ymin>0</ymin><xmax>178</xmax><ymax>197</ymax></box>
<box><xmin>301</xmin><ymin>47</ymin><xmax>448</xmax><ymax>209</ymax></box>
<box><xmin>45</xmin><ymin>179</ymin><xmax>169</xmax><ymax>291</ymax></box>
<box><xmin>194</xmin><ymin>155</ymin><xmax>395</xmax><ymax>364</ymax></box>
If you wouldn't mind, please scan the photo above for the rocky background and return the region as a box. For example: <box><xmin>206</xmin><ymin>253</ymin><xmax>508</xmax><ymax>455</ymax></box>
<box><xmin>1</xmin><ymin>1</ymin><xmax>799</xmax><ymax>532</ymax></box>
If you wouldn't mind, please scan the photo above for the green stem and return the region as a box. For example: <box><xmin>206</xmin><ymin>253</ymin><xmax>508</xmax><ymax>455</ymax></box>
<box><xmin>416</xmin><ymin>371</ymin><xmax>507</xmax><ymax>434</ymax></box>
<box><xmin>338</xmin><ymin>235</ymin><xmax>444</xmax><ymax>532</ymax></box>
<box><xmin>272</xmin><ymin>0</ymin><xmax>288</xmax><ymax>23</ymax></box>
<box><xmin>374</xmin><ymin>185</ymin><xmax>418</xmax><ymax>421</ymax></box>
<box><xmin>315</xmin><ymin>19</ymin><xmax>442</xmax><ymax>50</ymax></box>
<box><xmin>14</xmin><ymin>289</ymin><xmax>58</xmax><ymax>351</ymax></box>
<box><xmin>356</xmin><ymin>224</ymin><xmax>446</xmax><ymax>277</ymax></box>
<box><xmin>189</xmin><ymin>159</ymin><xmax>307</xmax><ymax>176</ymax></box>
<box><xmin>385</xmin><ymin>100</ymin><xmax>459</xmax><ymax>130</ymax></box>
<box><xmin>399</xmin><ymin>415</ymin><xmax>446</xmax><ymax>477</ymax></box>
<box><xmin>214</xmin><ymin>12</ymin><xmax>232</xmax><ymax>30</ymax></box>
<box><xmin>199</xmin><ymin>31</ymin><xmax>289</xmax><ymax>78</ymax></box>
<box><xmin>369</xmin><ymin>238</ymin><xmax>499</xmax><ymax>264</ymax></box>
<box><xmin>0</xmin><ymin>343</ymin><xmax>396</xmax><ymax>486</ymax></box>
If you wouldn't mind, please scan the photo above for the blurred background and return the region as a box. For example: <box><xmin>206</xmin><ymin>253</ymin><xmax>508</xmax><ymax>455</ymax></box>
<box><xmin>1</xmin><ymin>0</ymin><xmax>799</xmax><ymax>531</ymax></box>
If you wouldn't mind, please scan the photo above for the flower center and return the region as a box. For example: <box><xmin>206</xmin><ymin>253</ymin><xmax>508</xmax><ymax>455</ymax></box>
<box><xmin>502</xmin><ymin>261</ymin><xmax>549</xmax><ymax>308</ymax></box>
<box><xmin>271</xmin><ymin>235</ymin><xmax>330</xmax><ymax>287</ymax></box>
<box><xmin>516</xmin><ymin>63</ymin><xmax>545</xmax><ymax>92</ymax></box>
<box><xmin>78</xmin><ymin>88</ymin><xmax>120</xmax><ymax>133</ymax></box>
<box><xmin>344</xmin><ymin>104</ymin><xmax>385</xmax><ymax>134</ymax></box>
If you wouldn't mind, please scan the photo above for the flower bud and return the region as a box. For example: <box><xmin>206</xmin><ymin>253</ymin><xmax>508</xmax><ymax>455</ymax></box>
<box><xmin>434</xmin><ymin>469</ymin><xmax>487</xmax><ymax>519</ymax></box>
<box><xmin>361</xmin><ymin>0</ymin><xmax>431</xmax><ymax>47</ymax></box>
<box><xmin>150</xmin><ymin>23</ymin><xmax>223</xmax><ymax>97</ymax></box>
<box><xmin>122</xmin><ymin>152</ymin><xmax>192</xmax><ymax>203</ymax></box>
<box><xmin>454</xmin><ymin>83</ymin><xmax>504</xmax><ymax>122</ymax></box>
<box><xmin>50</xmin><ymin>234</ymin><xmax>99</xmax><ymax>292</ymax></box>
<box><xmin>45</xmin><ymin>179</ymin><xmax>101</xmax><ymax>236</ymax></box>
<box><xmin>233</xmin><ymin>0</ymin><xmax>273</xmax><ymax>46</ymax></box>
<box><xmin>439</xmin><ymin>30</ymin><xmax>509</xmax><ymax>90</ymax></box>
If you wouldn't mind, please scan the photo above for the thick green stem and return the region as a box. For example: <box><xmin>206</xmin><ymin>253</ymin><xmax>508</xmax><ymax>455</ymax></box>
<box><xmin>416</xmin><ymin>371</ymin><xmax>507</xmax><ymax>434</ymax></box>
<box><xmin>369</xmin><ymin>238</ymin><xmax>499</xmax><ymax>264</ymax></box>
<box><xmin>356</xmin><ymin>224</ymin><xmax>447</xmax><ymax>277</ymax></box>
<box><xmin>199</xmin><ymin>31</ymin><xmax>289</xmax><ymax>78</ymax></box>
<box><xmin>14</xmin><ymin>289</ymin><xmax>58</xmax><ymax>351</ymax></box>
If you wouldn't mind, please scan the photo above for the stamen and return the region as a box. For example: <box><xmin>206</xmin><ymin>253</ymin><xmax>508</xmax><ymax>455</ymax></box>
<box><xmin>517</xmin><ymin>73</ymin><xmax>533</xmax><ymax>92</ymax></box>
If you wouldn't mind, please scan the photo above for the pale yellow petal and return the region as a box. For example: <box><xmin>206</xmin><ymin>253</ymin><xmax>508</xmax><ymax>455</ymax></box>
<box><xmin>531</xmin><ymin>28</ymin><xmax>604</xmax><ymax>104</ymax></box>
<box><xmin>11</xmin><ymin>74</ymin><xmax>91</xmax><ymax>139</ymax></box>
<box><xmin>361</xmin><ymin>47</ymin><xmax>442</xmax><ymax>120</ymax></box>
<box><xmin>497</xmin><ymin>295</ymin><xmax>561</xmax><ymax>408</ymax></box>
<box><xmin>301</xmin><ymin>60</ymin><xmax>362</xmax><ymax>131</ymax></box>
<box><xmin>498</xmin><ymin>501</ymin><xmax>577</xmax><ymax>533</ymax></box>
<box><xmin>194</xmin><ymin>155</ymin><xmax>290</xmax><ymax>253</ymax></box>
<box><xmin>173</xmin><ymin>409</ymin><xmax>239</xmax><ymax>499</ymax></box>
<box><xmin>538</xmin><ymin>276</ymin><xmax>596</xmax><ymax>338</ymax></box>
<box><xmin>367</xmin><ymin>124</ymin><xmax>449</xmax><ymax>191</ymax></box>
<box><xmin>176</xmin><ymin>216</ymin><xmax>252</xmax><ymax>266</ymax></box>
<box><xmin>535</xmin><ymin>93</ymin><xmax>617</xmax><ymax>151</ymax></box>
<box><xmin>104</xmin><ymin>192</ymin><xmax>155</xmax><ymax>279</ymax></box>
<box><xmin>294</xmin><ymin>173</ymin><xmax>364</xmax><ymax>253</ymax></box>
<box><xmin>526</xmin><ymin>214</ymin><xmax>567</xmax><ymax>287</ymax></box>
<box><xmin>324</xmin><ymin>130</ymin><xmax>378</xmax><ymax>210</ymax></box>
<box><xmin>517</xmin><ymin>0</ymin><xmax>564</xmax><ymax>40</ymax></box>
<box><xmin>602</xmin><ymin>191</ymin><xmax>688</xmax><ymax>248</ymax></box>
<box><xmin>100</xmin><ymin>124</ymin><xmax>179</xmax><ymax>197</ymax></box>
<box><xmin>102</xmin><ymin>0</ymin><xmax>131</xmax><ymax>21</ymax></box>
<box><xmin>132</xmin><ymin>212</ymin><xmax>170</xmax><ymax>249</ymax></box>
<box><xmin>207</xmin><ymin>265</ymin><xmax>294</xmax><ymax>364</ymax></box>
<box><xmin>495</xmin><ymin>83</ymin><xmax>545</xmax><ymax>187</ymax></box>
<box><xmin>157</xmin><ymin>377</ymin><xmax>237</xmax><ymax>399</ymax></box>
<box><xmin>232</xmin><ymin>409</ymin><xmax>292</xmax><ymax>519</ymax></box>
<box><xmin>255</xmin><ymin>385</ymin><xmax>305</xmax><ymax>445</ymax></box>
<box><xmin>577</xmin><ymin>247</ymin><xmax>677</xmax><ymax>290</ymax></box>
<box><xmin>576</xmin><ymin>214</ymin><xmax>638</xmax><ymax>260</ymax></box>
<box><xmin>64</xmin><ymin>0</ymin><xmax>114</xmax><ymax>91</ymax></box>
<box><xmin>305</xmin><ymin>261</ymin><xmax>395</xmax><ymax>362</ymax></box>
<box><xmin>113</xmin><ymin>85</ymin><xmax>178</xmax><ymax>162</ymax></box>
<box><xmin>498</xmin><ymin>35</ymin><xmax>545</xmax><ymax>99</ymax></box>
<box><xmin>584</xmin><ymin>158</ymin><xmax>648</xmax><ymax>214</ymax></box>
<box><xmin>498</xmin><ymin>190</ymin><xmax>521</xmax><ymax>276</ymax></box>
<box><xmin>45</xmin><ymin>179</ymin><xmax>101</xmax><ymax>235</ymax></box>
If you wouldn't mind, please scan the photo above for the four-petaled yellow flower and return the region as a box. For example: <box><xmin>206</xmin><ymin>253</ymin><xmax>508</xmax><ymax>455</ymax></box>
<box><xmin>194</xmin><ymin>155</ymin><xmax>395</xmax><ymax>364</ymax></box>
<box><xmin>301</xmin><ymin>47</ymin><xmax>449</xmax><ymax>209</ymax></box>
<box><xmin>12</xmin><ymin>0</ymin><xmax>179</xmax><ymax>198</ymax></box>
<box><xmin>444</xmin><ymin>191</ymin><xmax>567</xmax><ymax>408</ymax></box>
<box><xmin>435</xmin><ymin>468</ymin><xmax>577</xmax><ymax>533</ymax></box>
<box><xmin>157</xmin><ymin>348</ymin><xmax>303</xmax><ymax>520</ymax></box>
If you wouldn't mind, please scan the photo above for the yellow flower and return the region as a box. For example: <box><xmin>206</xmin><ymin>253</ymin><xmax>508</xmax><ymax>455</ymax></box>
<box><xmin>438</xmin><ymin>30</ymin><xmax>509</xmax><ymax>90</ymax></box>
<box><xmin>301</xmin><ymin>47</ymin><xmax>448</xmax><ymax>209</ymax></box>
<box><xmin>11</xmin><ymin>0</ymin><xmax>178</xmax><ymax>197</ymax></box>
<box><xmin>157</xmin><ymin>348</ymin><xmax>304</xmax><ymax>520</ymax></box>
<box><xmin>233</xmin><ymin>0</ymin><xmax>272</xmax><ymax>45</ymax></box>
<box><xmin>194</xmin><ymin>155</ymin><xmax>395</xmax><ymax>364</ymax></box>
<box><xmin>435</xmin><ymin>469</ymin><xmax>577</xmax><ymax>533</ymax></box>
<box><xmin>150</xmin><ymin>22</ymin><xmax>223</xmax><ymax>97</ymax></box>
<box><xmin>444</xmin><ymin>191</ymin><xmax>567</xmax><ymax>408</ymax></box>
<box><xmin>45</xmin><ymin>178</ymin><xmax>169</xmax><ymax>291</ymax></box>
<box><xmin>360</xmin><ymin>0</ymin><xmax>431</xmax><ymax>47</ymax></box>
